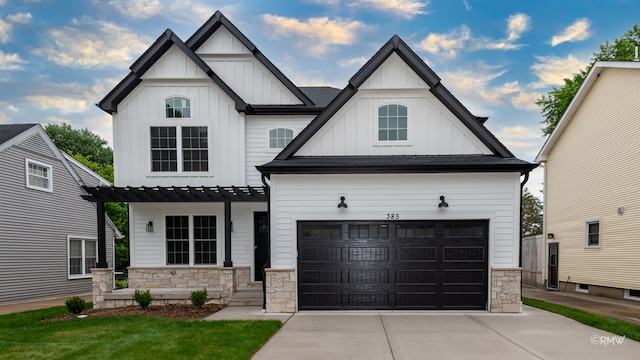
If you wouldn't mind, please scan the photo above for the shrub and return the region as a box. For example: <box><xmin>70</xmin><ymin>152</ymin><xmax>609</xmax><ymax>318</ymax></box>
<box><xmin>190</xmin><ymin>288</ymin><xmax>208</xmax><ymax>307</ymax></box>
<box><xmin>133</xmin><ymin>289</ymin><xmax>154</xmax><ymax>309</ymax></box>
<box><xmin>65</xmin><ymin>296</ymin><xmax>86</xmax><ymax>314</ymax></box>
<box><xmin>115</xmin><ymin>279</ymin><xmax>128</xmax><ymax>289</ymax></box>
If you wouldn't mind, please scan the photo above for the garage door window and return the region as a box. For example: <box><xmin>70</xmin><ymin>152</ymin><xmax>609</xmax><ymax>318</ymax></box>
<box><xmin>349</xmin><ymin>224</ymin><xmax>388</xmax><ymax>238</ymax></box>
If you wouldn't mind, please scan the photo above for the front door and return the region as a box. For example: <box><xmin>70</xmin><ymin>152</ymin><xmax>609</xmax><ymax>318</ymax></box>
<box><xmin>547</xmin><ymin>242</ymin><xmax>559</xmax><ymax>290</ymax></box>
<box><xmin>254</xmin><ymin>212</ymin><xmax>269</xmax><ymax>282</ymax></box>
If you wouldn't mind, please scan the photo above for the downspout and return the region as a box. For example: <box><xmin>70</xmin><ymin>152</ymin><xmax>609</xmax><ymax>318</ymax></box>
<box><xmin>519</xmin><ymin>172</ymin><xmax>530</xmax><ymax>302</ymax></box>
<box><xmin>261</xmin><ymin>174</ymin><xmax>271</xmax><ymax>310</ymax></box>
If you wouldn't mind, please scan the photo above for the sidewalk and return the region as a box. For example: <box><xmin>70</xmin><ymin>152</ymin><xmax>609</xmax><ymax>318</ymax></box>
<box><xmin>523</xmin><ymin>286</ymin><xmax>640</xmax><ymax>325</ymax></box>
<box><xmin>0</xmin><ymin>294</ymin><xmax>92</xmax><ymax>316</ymax></box>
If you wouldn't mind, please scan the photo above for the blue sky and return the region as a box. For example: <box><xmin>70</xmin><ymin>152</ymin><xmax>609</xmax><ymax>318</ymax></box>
<box><xmin>1</xmin><ymin>0</ymin><xmax>640</xmax><ymax>194</ymax></box>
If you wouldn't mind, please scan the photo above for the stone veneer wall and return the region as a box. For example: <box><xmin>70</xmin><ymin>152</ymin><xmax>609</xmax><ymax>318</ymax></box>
<box><xmin>265</xmin><ymin>268</ymin><xmax>296</xmax><ymax>313</ymax></box>
<box><xmin>491</xmin><ymin>267</ymin><xmax>522</xmax><ymax>313</ymax></box>
<box><xmin>92</xmin><ymin>266</ymin><xmax>251</xmax><ymax>309</ymax></box>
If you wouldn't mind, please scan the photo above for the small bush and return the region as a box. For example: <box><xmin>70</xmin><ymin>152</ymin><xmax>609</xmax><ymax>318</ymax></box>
<box><xmin>133</xmin><ymin>289</ymin><xmax>154</xmax><ymax>309</ymax></box>
<box><xmin>190</xmin><ymin>288</ymin><xmax>208</xmax><ymax>307</ymax></box>
<box><xmin>115</xmin><ymin>279</ymin><xmax>128</xmax><ymax>289</ymax></box>
<box><xmin>65</xmin><ymin>296</ymin><xmax>86</xmax><ymax>314</ymax></box>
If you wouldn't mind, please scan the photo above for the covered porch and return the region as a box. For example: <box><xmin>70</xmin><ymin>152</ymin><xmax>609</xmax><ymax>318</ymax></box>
<box><xmin>82</xmin><ymin>185</ymin><xmax>268</xmax><ymax>309</ymax></box>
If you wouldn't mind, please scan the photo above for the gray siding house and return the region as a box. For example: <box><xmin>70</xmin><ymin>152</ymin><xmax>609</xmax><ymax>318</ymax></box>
<box><xmin>0</xmin><ymin>124</ymin><xmax>117</xmax><ymax>305</ymax></box>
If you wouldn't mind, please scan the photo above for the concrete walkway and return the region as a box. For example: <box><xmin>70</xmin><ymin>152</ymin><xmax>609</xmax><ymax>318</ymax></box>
<box><xmin>252</xmin><ymin>307</ymin><xmax>640</xmax><ymax>360</ymax></box>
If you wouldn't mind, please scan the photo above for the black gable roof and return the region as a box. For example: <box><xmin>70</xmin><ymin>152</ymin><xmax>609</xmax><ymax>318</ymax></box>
<box><xmin>276</xmin><ymin>35</ymin><xmax>515</xmax><ymax>161</ymax></box>
<box><xmin>186</xmin><ymin>11</ymin><xmax>313</xmax><ymax>106</ymax></box>
<box><xmin>0</xmin><ymin>123</ymin><xmax>37</xmax><ymax>145</ymax></box>
<box><xmin>299</xmin><ymin>87</ymin><xmax>341</xmax><ymax>107</ymax></box>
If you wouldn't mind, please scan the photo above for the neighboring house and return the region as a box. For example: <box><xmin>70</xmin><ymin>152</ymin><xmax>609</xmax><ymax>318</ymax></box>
<box><xmin>536</xmin><ymin>61</ymin><xmax>640</xmax><ymax>301</ymax></box>
<box><xmin>0</xmin><ymin>124</ymin><xmax>117</xmax><ymax>305</ymax></box>
<box><xmin>86</xmin><ymin>11</ymin><xmax>536</xmax><ymax>312</ymax></box>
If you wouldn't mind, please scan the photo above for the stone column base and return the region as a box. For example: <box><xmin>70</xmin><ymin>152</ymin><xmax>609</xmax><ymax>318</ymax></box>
<box><xmin>92</xmin><ymin>268</ymin><xmax>114</xmax><ymax>309</ymax></box>
<box><xmin>491</xmin><ymin>267</ymin><xmax>522</xmax><ymax>313</ymax></box>
<box><xmin>265</xmin><ymin>268</ymin><xmax>296</xmax><ymax>313</ymax></box>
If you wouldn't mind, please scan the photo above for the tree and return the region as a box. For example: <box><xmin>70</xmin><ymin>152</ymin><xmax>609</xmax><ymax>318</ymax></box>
<box><xmin>537</xmin><ymin>24</ymin><xmax>640</xmax><ymax>135</ymax></box>
<box><xmin>522</xmin><ymin>188</ymin><xmax>543</xmax><ymax>237</ymax></box>
<box><xmin>45</xmin><ymin>123</ymin><xmax>113</xmax><ymax>165</ymax></box>
<box><xmin>45</xmin><ymin>123</ymin><xmax>129</xmax><ymax>271</ymax></box>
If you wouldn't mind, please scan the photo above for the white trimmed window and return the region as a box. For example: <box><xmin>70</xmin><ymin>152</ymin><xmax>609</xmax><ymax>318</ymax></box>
<box><xmin>624</xmin><ymin>289</ymin><xmax>640</xmax><ymax>301</ymax></box>
<box><xmin>575</xmin><ymin>283</ymin><xmax>589</xmax><ymax>293</ymax></box>
<box><xmin>166</xmin><ymin>215</ymin><xmax>217</xmax><ymax>265</ymax></box>
<box><xmin>269</xmin><ymin>128</ymin><xmax>294</xmax><ymax>149</ymax></box>
<box><xmin>165</xmin><ymin>97</ymin><xmax>191</xmax><ymax>118</ymax></box>
<box><xmin>68</xmin><ymin>237</ymin><xmax>97</xmax><ymax>278</ymax></box>
<box><xmin>585</xmin><ymin>220</ymin><xmax>600</xmax><ymax>248</ymax></box>
<box><xmin>25</xmin><ymin>159</ymin><xmax>53</xmax><ymax>192</ymax></box>
<box><xmin>378</xmin><ymin>104</ymin><xmax>408</xmax><ymax>141</ymax></box>
<box><xmin>150</xmin><ymin>126</ymin><xmax>208</xmax><ymax>172</ymax></box>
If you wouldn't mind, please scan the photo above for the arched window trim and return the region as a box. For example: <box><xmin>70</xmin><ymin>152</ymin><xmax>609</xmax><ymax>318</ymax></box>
<box><xmin>165</xmin><ymin>96</ymin><xmax>192</xmax><ymax>118</ymax></box>
<box><xmin>377</xmin><ymin>103</ymin><xmax>408</xmax><ymax>142</ymax></box>
<box><xmin>268</xmin><ymin>127</ymin><xmax>295</xmax><ymax>149</ymax></box>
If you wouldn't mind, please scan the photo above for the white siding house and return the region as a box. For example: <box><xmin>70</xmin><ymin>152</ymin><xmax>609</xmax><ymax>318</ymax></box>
<box><xmin>0</xmin><ymin>124</ymin><xmax>117</xmax><ymax>305</ymax></box>
<box><xmin>88</xmin><ymin>11</ymin><xmax>536</xmax><ymax>312</ymax></box>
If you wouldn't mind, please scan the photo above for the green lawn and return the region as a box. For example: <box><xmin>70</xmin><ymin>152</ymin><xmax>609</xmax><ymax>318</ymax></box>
<box><xmin>523</xmin><ymin>297</ymin><xmax>640</xmax><ymax>342</ymax></box>
<box><xmin>0</xmin><ymin>305</ymin><xmax>282</xmax><ymax>360</ymax></box>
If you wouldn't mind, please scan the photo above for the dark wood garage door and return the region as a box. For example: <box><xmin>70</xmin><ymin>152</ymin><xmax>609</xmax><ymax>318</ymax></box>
<box><xmin>298</xmin><ymin>220</ymin><xmax>488</xmax><ymax>310</ymax></box>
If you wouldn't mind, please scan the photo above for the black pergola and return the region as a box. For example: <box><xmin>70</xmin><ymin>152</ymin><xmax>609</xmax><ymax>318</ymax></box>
<box><xmin>82</xmin><ymin>185</ymin><xmax>268</xmax><ymax>268</ymax></box>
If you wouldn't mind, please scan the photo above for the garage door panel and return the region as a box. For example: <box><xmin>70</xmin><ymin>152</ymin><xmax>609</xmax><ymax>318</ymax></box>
<box><xmin>298</xmin><ymin>220</ymin><xmax>488</xmax><ymax>310</ymax></box>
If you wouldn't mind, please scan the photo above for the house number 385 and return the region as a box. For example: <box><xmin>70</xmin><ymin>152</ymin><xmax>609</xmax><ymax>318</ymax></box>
<box><xmin>387</xmin><ymin>213</ymin><xmax>400</xmax><ymax>220</ymax></box>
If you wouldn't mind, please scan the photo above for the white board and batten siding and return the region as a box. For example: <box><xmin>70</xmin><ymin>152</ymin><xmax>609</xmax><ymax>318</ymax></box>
<box><xmin>0</xmin><ymin>134</ymin><xmax>114</xmax><ymax>305</ymax></box>
<box><xmin>297</xmin><ymin>55</ymin><xmax>492</xmax><ymax>157</ymax></box>
<box><xmin>195</xmin><ymin>26</ymin><xmax>303</xmax><ymax>105</ymax></box>
<box><xmin>245</xmin><ymin>115</ymin><xmax>313</xmax><ymax>186</ymax></box>
<box><xmin>130</xmin><ymin>202</ymin><xmax>266</xmax><ymax>268</ymax></box>
<box><xmin>113</xmin><ymin>80</ymin><xmax>246</xmax><ymax>187</ymax></box>
<box><xmin>269</xmin><ymin>173</ymin><xmax>522</xmax><ymax>269</ymax></box>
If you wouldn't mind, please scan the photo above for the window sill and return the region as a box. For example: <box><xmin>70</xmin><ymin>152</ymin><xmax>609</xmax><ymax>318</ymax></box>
<box><xmin>68</xmin><ymin>275</ymin><xmax>92</xmax><ymax>280</ymax></box>
<box><xmin>584</xmin><ymin>245</ymin><xmax>601</xmax><ymax>249</ymax></box>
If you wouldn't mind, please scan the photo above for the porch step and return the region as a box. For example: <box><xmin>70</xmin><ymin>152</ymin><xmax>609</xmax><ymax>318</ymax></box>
<box><xmin>228</xmin><ymin>286</ymin><xmax>263</xmax><ymax>307</ymax></box>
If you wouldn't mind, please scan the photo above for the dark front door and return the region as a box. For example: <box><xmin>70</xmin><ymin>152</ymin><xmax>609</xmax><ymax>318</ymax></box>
<box><xmin>297</xmin><ymin>220</ymin><xmax>488</xmax><ymax>310</ymax></box>
<box><xmin>547</xmin><ymin>242</ymin><xmax>559</xmax><ymax>290</ymax></box>
<box><xmin>254</xmin><ymin>212</ymin><xmax>269</xmax><ymax>282</ymax></box>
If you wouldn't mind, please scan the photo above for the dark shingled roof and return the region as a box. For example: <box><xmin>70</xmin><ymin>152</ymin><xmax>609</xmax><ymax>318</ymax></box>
<box><xmin>299</xmin><ymin>87</ymin><xmax>341</xmax><ymax>107</ymax></box>
<box><xmin>258</xmin><ymin>155</ymin><xmax>537</xmax><ymax>175</ymax></box>
<box><xmin>0</xmin><ymin>123</ymin><xmax>37</xmax><ymax>145</ymax></box>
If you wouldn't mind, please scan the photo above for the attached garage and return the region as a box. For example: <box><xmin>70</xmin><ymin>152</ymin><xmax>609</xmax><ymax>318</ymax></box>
<box><xmin>298</xmin><ymin>220</ymin><xmax>488</xmax><ymax>310</ymax></box>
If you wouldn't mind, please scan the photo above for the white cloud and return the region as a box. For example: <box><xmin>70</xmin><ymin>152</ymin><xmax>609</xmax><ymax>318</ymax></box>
<box><xmin>511</xmin><ymin>91</ymin><xmax>542</xmax><ymax>111</ymax></box>
<box><xmin>25</xmin><ymin>79</ymin><xmax>119</xmax><ymax>115</ymax></box>
<box><xmin>305</xmin><ymin>0</ymin><xmax>341</xmax><ymax>5</ymax></box>
<box><xmin>0</xmin><ymin>19</ymin><xmax>11</xmax><ymax>43</ymax></box>
<box><xmin>7</xmin><ymin>12</ymin><xmax>32</xmax><ymax>24</ymax></box>
<box><xmin>530</xmin><ymin>54</ymin><xmax>589</xmax><ymax>88</ymax></box>
<box><xmin>107</xmin><ymin>0</ymin><xmax>161</xmax><ymax>19</ymax></box>
<box><xmin>262</xmin><ymin>14</ymin><xmax>365</xmax><ymax>57</ymax></box>
<box><xmin>463</xmin><ymin>0</ymin><xmax>471</xmax><ymax>10</ymax></box>
<box><xmin>26</xmin><ymin>95</ymin><xmax>89</xmax><ymax>114</ymax></box>
<box><xmin>0</xmin><ymin>50</ymin><xmax>25</xmax><ymax>70</ymax></box>
<box><xmin>0</xmin><ymin>0</ymin><xmax>6</xmax><ymax>7</ymax></box>
<box><xmin>496</xmin><ymin>125</ymin><xmax>539</xmax><ymax>140</ymax></box>
<box><xmin>348</xmin><ymin>0</ymin><xmax>429</xmax><ymax>19</ymax></box>
<box><xmin>417</xmin><ymin>13</ymin><xmax>530</xmax><ymax>58</ymax></box>
<box><xmin>32</xmin><ymin>20</ymin><xmax>152</xmax><ymax>68</ymax></box>
<box><xmin>337</xmin><ymin>56</ymin><xmax>368</xmax><ymax>67</ymax></box>
<box><xmin>441</xmin><ymin>66</ymin><xmax>521</xmax><ymax>108</ymax></box>
<box><xmin>551</xmin><ymin>18</ymin><xmax>591</xmax><ymax>46</ymax></box>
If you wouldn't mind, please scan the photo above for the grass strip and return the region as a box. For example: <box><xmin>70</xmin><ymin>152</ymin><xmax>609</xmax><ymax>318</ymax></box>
<box><xmin>0</xmin><ymin>306</ymin><xmax>282</xmax><ymax>360</ymax></box>
<box><xmin>523</xmin><ymin>297</ymin><xmax>640</xmax><ymax>342</ymax></box>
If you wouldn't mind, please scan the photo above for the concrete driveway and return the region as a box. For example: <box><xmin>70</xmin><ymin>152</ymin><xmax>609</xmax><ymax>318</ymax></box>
<box><xmin>253</xmin><ymin>306</ymin><xmax>640</xmax><ymax>360</ymax></box>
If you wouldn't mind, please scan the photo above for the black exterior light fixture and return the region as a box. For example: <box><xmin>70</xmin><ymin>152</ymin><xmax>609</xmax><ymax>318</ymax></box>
<box><xmin>438</xmin><ymin>195</ymin><xmax>449</xmax><ymax>208</ymax></box>
<box><xmin>547</xmin><ymin>233</ymin><xmax>555</xmax><ymax>240</ymax></box>
<box><xmin>146</xmin><ymin>221</ymin><xmax>154</xmax><ymax>232</ymax></box>
<box><xmin>337</xmin><ymin>196</ymin><xmax>348</xmax><ymax>208</ymax></box>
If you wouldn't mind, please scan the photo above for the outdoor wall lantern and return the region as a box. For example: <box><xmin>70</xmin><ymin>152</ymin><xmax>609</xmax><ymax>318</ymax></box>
<box><xmin>547</xmin><ymin>233</ymin><xmax>555</xmax><ymax>239</ymax></box>
<box><xmin>146</xmin><ymin>221</ymin><xmax>154</xmax><ymax>232</ymax></box>
<box><xmin>337</xmin><ymin>196</ymin><xmax>348</xmax><ymax>208</ymax></box>
<box><xmin>438</xmin><ymin>195</ymin><xmax>448</xmax><ymax>208</ymax></box>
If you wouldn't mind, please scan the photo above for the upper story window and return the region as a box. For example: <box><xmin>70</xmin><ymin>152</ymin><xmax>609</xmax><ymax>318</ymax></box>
<box><xmin>150</xmin><ymin>126</ymin><xmax>208</xmax><ymax>172</ymax></box>
<box><xmin>165</xmin><ymin>97</ymin><xmax>191</xmax><ymax>118</ymax></box>
<box><xmin>269</xmin><ymin>128</ymin><xmax>294</xmax><ymax>149</ymax></box>
<box><xmin>378</xmin><ymin>104</ymin><xmax>407</xmax><ymax>141</ymax></box>
<box><xmin>25</xmin><ymin>159</ymin><xmax>53</xmax><ymax>192</ymax></box>
<box><xmin>585</xmin><ymin>220</ymin><xmax>600</xmax><ymax>248</ymax></box>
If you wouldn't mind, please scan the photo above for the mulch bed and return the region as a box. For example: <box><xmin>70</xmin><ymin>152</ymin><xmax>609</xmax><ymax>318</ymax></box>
<box><xmin>47</xmin><ymin>303</ymin><xmax>226</xmax><ymax>321</ymax></box>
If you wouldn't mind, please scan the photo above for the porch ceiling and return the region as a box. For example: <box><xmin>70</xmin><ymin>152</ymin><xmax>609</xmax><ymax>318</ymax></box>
<box><xmin>82</xmin><ymin>185</ymin><xmax>267</xmax><ymax>203</ymax></box>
